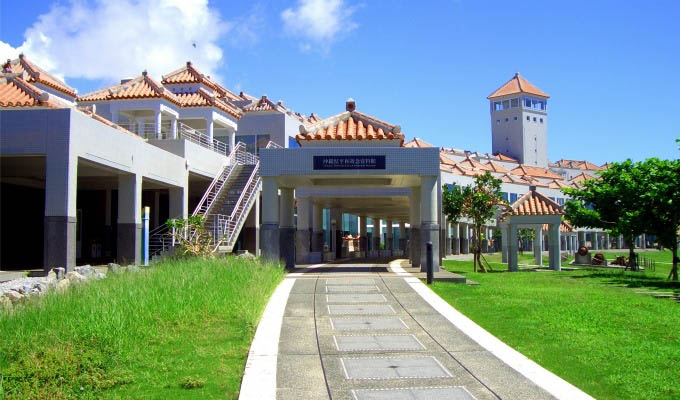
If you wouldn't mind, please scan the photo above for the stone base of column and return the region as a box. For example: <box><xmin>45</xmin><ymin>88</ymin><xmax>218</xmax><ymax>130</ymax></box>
<box><xmin>261</xmin><ymin>224</ymin><xmax>280</xmax><ymax>263</ymax></box>
<box><xmin>295</xmin><ymin>230</ymin><xmax>311</xmax><ymax>264</ymax></box>
<box><xmin>419</xmin><ymin>223</ymin><xmax>440</xmax><ymax>272</ymax></box>
<box><xmin>461</xmin><ymin>238</ymin><xmax>470</xmax><ymax>254</ymax></box>
<box><xmin>311</xmin><ymin>231</ymin><xmax>324</xmax><ymax>252</ymax></box>
<box><xmin>410</xmin><ymin>228</ymin><xmax>421</xmax><ymax>269</ymax></box>
<box><xmin>452</xmin><ymin>238</ymin><xmax>460</xmax><ymax>255</ymax></box>
<box><xmin>44</xmin><ymin>216</ymin><xmax>77</xmax><ymax>273</ymax></box>
<box><xmin>280</xmin><ymin>227</ymin><xmax>295</xmax><ymax>270</ymax></box>
<box><xmin>446</xmin><ymin>238</ymin><xmax>452</xmax><ymax>255</ymax></box>
<box><xmin>385</xmin><ymin>238</ymin><xmax>393</xmax><ymax>252</ymax></box>
<box><xmin>117</xmin><ymin>222</ymin><xmax>141</xmax><ymax>265</ymax></box>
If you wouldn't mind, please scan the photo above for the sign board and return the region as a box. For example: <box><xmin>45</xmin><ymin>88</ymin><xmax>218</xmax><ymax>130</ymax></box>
<box><xmin>313</xmin><ymin>155</ymin><xmax>386</xmax><ymax>170</ymax></box>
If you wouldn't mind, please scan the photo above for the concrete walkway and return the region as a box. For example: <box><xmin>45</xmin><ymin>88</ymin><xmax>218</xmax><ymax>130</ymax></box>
<box><xmin>241</xmin><ymin>261</ymin><xmax>593</xmax><ymax>400</ymax></box>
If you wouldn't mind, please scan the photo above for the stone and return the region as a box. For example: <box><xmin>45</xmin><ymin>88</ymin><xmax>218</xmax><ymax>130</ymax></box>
<box><xmin>53</xmin><ymin>267</ymin><xmax>65</xmax><ymax>280</ymax></box>
<box><xmin>65</xmin><ymin>271</ymin><xmax>87</xmax><ymax>283</ymax></box>
<box><xmin>351</xmin><ymin>387</ymin><xmax>475</xmax><ymax>400</ymax></box>
<box><xmin>47</xmin><ymin>270</ymin><xmax>57</xmax><ymax>280</ymax></box>
<box><xmin>330</xmin><ymin>317</ymin><xmax>409</xmax><ymax>331</ymax></box>
<box><xmin>5</xmin><ymin>290</ymin><xmax>24</xmax><ymax>304</ymax></box>
<box><xmin>107</xmin><ymin>263</ymin><xmax>122</xmax><ymax>273</ymax></box>
<box><xmin>238</xmin><ymin>251</ymin><xmax>256</xmax><ymax>259</ymax></box>
<box><xmin>126</xmin><ymin>265</ymin><xmax>140</xmax><ymax>273</ymax></box>
<box><xmin>56</xmin><ymin>278</ymin><xmax>70</xmax><ymax>292</ymax></box>
<box><xmin>341</xmin><ymin>356</ymin><xmax>452</xmax><ymax>380</ymax></box>
<box><xmin>74</xmin><ymin>265</ymin><xmax>96</xmax><ymax>277</ymax></box>
<box><xmin>94</xmin><ymin>272</ymin><xmax>106</xmax><ymax>280</ymax></box>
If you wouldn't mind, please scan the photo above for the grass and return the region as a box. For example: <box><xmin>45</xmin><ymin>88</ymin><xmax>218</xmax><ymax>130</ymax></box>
<box><xmin>0</xmin><ymin>257</ymin><xmax>285</xmax><ymax>399</ymax></box>
<box><xmin>431</xmin><ymin>253</ymin><xmax>680</xmax><ymax>400</ymax></box>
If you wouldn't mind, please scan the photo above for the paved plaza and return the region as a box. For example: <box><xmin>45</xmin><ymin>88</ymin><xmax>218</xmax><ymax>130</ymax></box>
<box><xmin>240</xmin><ymin>262</ymin><xmax>592</xmax><ymax>400</ymax></box>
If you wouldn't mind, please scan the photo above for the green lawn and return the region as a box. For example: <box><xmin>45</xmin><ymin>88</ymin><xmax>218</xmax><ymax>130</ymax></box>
<box><xmin>431</xmin><ymin>255</ymin><xmax>680</xmax><ymax>400</ymax></box>
<box><xmin>0</xmin><ymin>257</ymin><xmax>285</xmax><ymax>400</ymax></box>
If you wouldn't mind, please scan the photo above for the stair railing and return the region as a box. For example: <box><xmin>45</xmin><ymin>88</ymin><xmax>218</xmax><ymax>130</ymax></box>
<box><xmin>192</xmin><ymin>141</ymin><xmax>245</xmax><ymax>217</ymax></box>
<box><xmin>222</xmin><ymin>163</ymin><xmax>261</xmax><ymax>248</ymax></box>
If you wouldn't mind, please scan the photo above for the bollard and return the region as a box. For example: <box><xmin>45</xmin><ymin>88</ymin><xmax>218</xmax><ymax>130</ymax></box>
<box><xmin>142</xmin><ymin>206</ymin><xmax>149</xmax><ymax>266</ymax></box>
<box><xmin>426</xmin><ymin>241</ymin><xmax>433</xmax><ymax>285</ymax></box>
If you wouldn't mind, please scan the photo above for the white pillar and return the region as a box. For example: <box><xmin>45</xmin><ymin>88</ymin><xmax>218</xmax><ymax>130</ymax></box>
<box><xmin>295</xmin><ymin>197</ymin><xmax>311</xmax><ymax>264</ymax></box>
<box><xmin>420</xmin><ymin>176</ymin><xmax>439</xmax><ymax>271</ymax></box>
<box><xmin>534</xmin><ymin>226</ymin><xmax>543</xmax><ymax>267</ymax></box>
<box><xmin>155</xmin><ymin>110</ymin><xmax>162</xmax><ymax>139</ymax></box>
<box><xmin>385</xmin><ymin>219</ymin><xmax>393</xmax><ymax>251</ymax></box>
<box><xmin>452</xmin><ymin>222</ymin><xmax>460</xmax><ymax>255</ymax></box>
<box><xmin>279</xmin><ymin>187</ymin><xmax>295</xmax><ymax>268</ymax></box>
<box><xmin>410</xmin><ymin>188</ymin><xmax>421</xmax><ymax>268</ymax></box>
<box><xmin>207</xmin><ymin>118</ymin><xmax>214</xmax><ymax>144</ymax></box>
<box><xmin>604</xmin><ymin>232</ymin><xmax>610</xmax><ymax>250</ymax></box>
<box><xmin>171</xmin><ymin>117</ymin><xmax>178</xmax><ymax>139</ymax></box>
<box><xmin>501</xmin><ymin>224</ymin><xmax>508</xmax><ymax>263</ymax></box>
<box><xmin>261</xmin><ymin>177</ymin><xmax>279</xmax><ymax>262</ymax></box>
<box><xmin>373</xmin><ymin>217</ymin><xmax>382</xmax><ymax>251</ymax></box>
<box><xmin>312</xmin><ymin>203</ymin><xmax>324</xmax><ymax>252</ymax></box>
<box><xmin>229</xmin><ymin>131</ymin><xmax>236</xmax><ymax>153</ymax></box>
<box><xmin>117</xmin><ymin>173</ymin><xmax>142</xmax><ymax>265</ymax></box>
<box><xmin>44</xmin><ymin>152</ymin><xmax>78</xmax><ymax>272</ymax></box>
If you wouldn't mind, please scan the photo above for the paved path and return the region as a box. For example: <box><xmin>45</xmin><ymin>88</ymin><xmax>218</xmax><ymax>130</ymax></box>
<box><xmin>241</xmin><ymin>261</ymin><xmax>593</xmax><ymax>400</ymax></box>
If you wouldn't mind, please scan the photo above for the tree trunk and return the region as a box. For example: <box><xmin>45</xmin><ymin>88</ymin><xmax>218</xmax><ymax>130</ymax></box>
<box><xmin>668</xmin><ymin>243</ymin><xmax>678</xmax><ymax>281</ymax></box>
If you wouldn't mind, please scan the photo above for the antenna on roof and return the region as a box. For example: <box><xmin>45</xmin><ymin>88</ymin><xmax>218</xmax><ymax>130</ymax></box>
<box><xmin>346</xmin><ymin>98</ymin><xmax>356</xmax><ymax>112</ymax></box>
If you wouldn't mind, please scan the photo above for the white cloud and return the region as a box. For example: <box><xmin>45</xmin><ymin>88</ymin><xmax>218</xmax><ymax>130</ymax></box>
<box><xmin>0</xmin><ymin>0</ymin><xmax>251</xmax><ymax>84</ymax></box>
<box><xmin>281</xmin><ymin>0</ymin><xmax>358</xmax><ymax>51</ymax></box>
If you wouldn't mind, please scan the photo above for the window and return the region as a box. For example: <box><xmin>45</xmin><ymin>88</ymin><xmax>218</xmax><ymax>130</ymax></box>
<box><xmin>514</xmin><ymin>116</ymin><xmax>518</xmax><ymax>121</ymax></box>
<box><xmin>533</xmin><ymin>117</ymin><xmax>537</xmax><ymax>122</ymax></box>
<box><xmin>540</xmin><ymin>118</ymin><xmax>544</xmax><ymax>124</ymax></box>
<box><xmin>511</xmin><ymin>98</ymin><xmax>519</xmax><ymax>108</ymax></box>
<box><xmin>236</xmin><ymin>135</ymin><xmax>257</xmax><ymax>154</ymax></box>
<box><xmin>288</xmin><ymin>137</ymin><xmax>300</xmax><ymax>148</ymax></box>
<box><xmin>502</xmin><ymin>100</ymin><xmax>510</xmax><ymax>109</ymax></box>
<box><xmin>510</xmin><ymin>193</ymin><xmax>518</xmax><ymax>203</ymax></box>
<box><xmin>505</xmin><ymin>118</ymin><xmax>509</xmax><ymax>122</ymax></box>
<box><xmin>549</xmin><ymin>197</ymin><xmax>556</xmax><ymax>202</ymax></box>
<box><xmin>557</xmin><ymin>198</ymin><xmax>565</xmax><ymax>206</ymax></box>
<box><xmin>501</xmin><ymin>192</ymin><xmax>509</xmax><ymax>202</ymax></box>
<box><xmin>526</xmin><ymin>116</ymin><xmax>530</xmax><ymax>121</ymax></box>
<box><xmin>496</xmin><ymin>119</ymin><xmax>500</xmax><ymax>124</ymax></box>
<box><xmin>524</xmin><ymin>98</ymin><xmax>532</xmax><ymax>108</ymax></box>
<box><xmin>494</xmin><ymin>102</ymin><xmax>502</xmax><ymax>111</ymax></box>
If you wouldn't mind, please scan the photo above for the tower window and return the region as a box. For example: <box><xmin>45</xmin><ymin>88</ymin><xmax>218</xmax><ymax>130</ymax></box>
<box><xmin>502</xmin><ymin>100</ymin><xmax>510</xmax><ymax>109</ymax></box>
<box><xmin>526</xmin><ymin>116</ymin><xmax>530</xmax><ymax>121</ymax></box>
<box><xmin>505</xmin><ymin>118</ymin><xmax>509</xmax><ymax>122</ymax></box>
<box><xmin>533</xmin><ymin>117</ymin><xmax>537</xmax><ymax>122</ymax></box>
<box><xmin>496</xmin><ymin>119</ymin><xmax>500</xmax><ymax>124</ymax></box>
<box><xmin>514</xmin><ymin>116</ymin><xmax>518</xmax><ymax>121</ymax></box>
<box><xmin>511</xmin><ymin>98</ymin><xmax>519</xmax><ymax>108</ymax></box>
<box><xmin>494</xmin><ymin>102</ymin><xmax>502</xmax><ymax>111</ymax></box>
<box><xmin>540</xmin><ymin>118</ymin><xmax>544</xmax><ymax>123</ymax></box>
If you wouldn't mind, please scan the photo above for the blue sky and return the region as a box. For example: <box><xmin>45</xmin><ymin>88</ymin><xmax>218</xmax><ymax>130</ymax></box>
<box><xmin>2</xmin><ymin>0</ymin><xmax>679</xmax><ymax>164</ymax></box>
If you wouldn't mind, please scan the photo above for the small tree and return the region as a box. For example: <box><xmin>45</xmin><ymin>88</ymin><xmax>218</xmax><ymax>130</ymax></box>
<box><xmin>636</xmin><ymin>158</ymin><xmax>680</xmax><ymax>281</ymax></box>
<box><xmin>518</xmin><ymin>228</ymin><xmax>536</xmax><ymax>255</ymax></box>
<box><xmin>443</xmin><ymin>172</ymin><xmax>505</xmax><ymax>272</ymax></box>
<box><xmin>563</xmin><ymin>160</ymin><xmax>647</xmax><ymax>271</ymax></box>
<box><xmin>166</xmin><ymin>215</ymin><xmax>215</xmax><ymax>257</ymax></box>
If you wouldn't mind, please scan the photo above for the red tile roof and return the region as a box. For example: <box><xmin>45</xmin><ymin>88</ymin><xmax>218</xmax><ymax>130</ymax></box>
<box><xmin>175</xmin><ymin>88</ymin><xmax>241</xmax><ymax>119</ymax></box>
<box><xmin>493</xmin><ymin>152</ymin><xmax>519</xmax><ymax>162</ymax></box>
<box><xmin>506</xmin><ymin>189</ymin><xmax>563</xmax><ymax>216</ymax></box>
<box><xmin>548</xmin><ymin>179</ymin><xmax>571</xmax><ymax>189</ymax></box>
<box><xmin>162</xmin><ymin>61</ymin><xmax>240</xmax><ymax>102</ymax></box>
<box><xmin>242</xmin><ymin>95</ymin><xmax>287</xmax><ymax>113</ymax></box>
<box><xmin>488</xmin><ymin>73</ymin><xmax>549</xmax><ymax>99</ymax></box>
<box><xmin>0</xmin><ymin>74</ymin><xmax>62</xmax><ymax>108</ymax></box>
<box><xmin>510</xmin><ymin>164</ymin><xmax>563</xmax><ymax>180</ymax></box>
<box><xmin>78</xmin><ymin>71</ymin><xmax>181</xmax><ymax>105</ymax></box>
<box><xmin>485</xmin><ymin>161</ymin><xmax>510</xmax><ymax>173</ymax></box>
<box><xmin>3</xmin><ymin>55</ymin><xmax>77</xmax><ymax>98</ymax></box>
<box><xmin>404</xmin><ymin>137</ymin><xmax>434</xmax><ymax>148</ymax></box>
<box><xmin>551</xmin><ymin>159</ymin><xmax>601</xmax><ymax>171</ymax></box>
<box><xmin>542</xmin><ymin>221</ymin><xmax>573</xmax><ymax>233</ymax></box>
<box><xmin>440</xmin><ymin>153</ymin><xmax>457</xmax><ymax>167</ymax></box>
<box><xmin>569</xmin><ymin>172</ymin><xmax>594</xmax><ymax>183</ymax></box>
<box><xmin>458</xmin><ymin>156</ymin><xmax>491</xmax><ymax>171</ymax></box>
<box><xmin>295</xmin><ymin>99</ymin><xmax>404</xmax><ymax>145</ymax></box>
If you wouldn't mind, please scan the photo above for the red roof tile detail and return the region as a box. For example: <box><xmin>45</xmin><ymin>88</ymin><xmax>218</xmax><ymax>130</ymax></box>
<box><xmin>242</xmin><ymin>95</ymin><xmax>286</xmax><ymax>113</ymax></box>
<box><xmin>493</xmin><ymin>152</ymin><xmax>519</xmax><ymax>162</ymax></box>
<box><xmin>440</xmin><ymin>153</ymin><xmax>457</xmax><ymax>167</ymax></box>
<box><xmin>506</xmin><ymin>189</ymin><xmax>563</xmax><ymax>216</ymax></box>
<box><xmin>162</xmin><ymin>61</ymin><xmax>240</xmax><ymax>102</ymax></box>
<box><xmin>485</xmin><ymin>161</ymin><xmax>510</xmax><ymax>173</ymax></box>
<box><xmin>175</xmin><ymin>88</ymin><xmax>241</xmax><ymax>119</ymax></box>
<box><xmin>510</xmin><ymin>164</ymin><xmax>563</xmax><ymax>180</ymax></box>
<box><xmin>3</xmin><ymin>55</ymin><xmax>77</xmax><ymax>98</ymax></box>
<box><xmin>548</xmin><ymin>179</ymin><xmax>571</xmax><ymax>189</ymax></box>
<box><xmin>78</xmin><ymin>72</ymin><xmax>181</xmax><ymax>105</ymax></box>
<box><xmin>488</xmin><ymin>73</ymin><xmax>549</xmax><ymax>99</ymax></box>
<box><xmin>0</xmin><ymin>74</ymin><xmax>62</xmax><ymax>108</ymax></box>
<box><xmin>569</xmin><ymin>172</ymin><xmax>594</xmax><ymax>183</ymax></box>
<box><xmin>551</xmin><ymin>159</ymin><xmax>601</xmax><ymax>171</ymax></box>
<box><xmin>404</xmin><ymin>137</ymin><xmax>434</xmax><ymax>148</ymax></box>
<box><xmin>542</xmin><ymin>221</ymin><xmax>573</xmax><ymax>233</ymax></box>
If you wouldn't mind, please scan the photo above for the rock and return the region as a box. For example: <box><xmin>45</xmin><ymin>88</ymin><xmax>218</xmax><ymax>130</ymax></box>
<box><xmin>94</xmin><ymin>272</ymin><xmax>106</xmax><ymax>280</ymax></box>
<box><xmin>47</xmin><ymin>270</ymin><xmax>57</xmax><ymax>280</ymax></box>
<box><xmin>75</xmin><ymin>265</ymin><xmax>96</xmax><ymax>277</ymax></box>
<box><xmin>108</xmin><ymin>263</ymin><xmax>123</xmax><ymax>274</ymax></box>
<box><xmin>5</xmin><ymin>290</ymin><xmax>24</xmax><ymax>304</ymax></box>
<box><xmin>56</xmin><ymin>278</ymin><xmax>70</xmax><ymax>292</ymax></box>
<box><xmin>65</xmin><ymin>271</ymin><xmax>87</xmax><ymax>283</ymax></box>
<box><xmin>53</xmin><ymin>267</ymin><xmax>65</xmax><ymax>280</ymax></box>
<box><xmin>237</xmin><ymin>251</ymin><xmax>256</xmax><ymax>259</ymax></box>
<box><xmin>17</xmin><ymin>285</ymin><xmax>32</xmax><ymax>295</ymax></box>
<box><xmin>126</xmin><ymin>265</ymin><xmax>140</xmax><ymax>273</ymax></box>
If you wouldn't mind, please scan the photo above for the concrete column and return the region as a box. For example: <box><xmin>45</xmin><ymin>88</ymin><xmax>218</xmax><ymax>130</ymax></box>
<box><xmin>534</xmin><ymin>226</ymin><xmax>543</xmax><ymax>267</ymax></box>
<box><xmin>578</xmin><ymin>231</ymin><xmax>586</xmax><ymax>248</ymax></box>
<box><xmin>441</xmin><ymin>215</ymin><xmax>450</xmax><ymax>256</ymax></box>
<box><xmin>155</xmin><ymin>110</ymin><xmax>162</xmax><ymax>139</ymax></box>
<box><xmin>261</xmin><ymin>177</ymin><xmax>279</xmax><ymax>262</ymax></box>
<box><xmin>508</xmin><ymin>223</ymin><xmax>518</xmax><ymax>272</ymax></box>
<box><xmin>171</xmin><ymin>117</ymin><xmax>178</xmax><ymax>139</ymax></box>
<box><xmin>385</xmin><ymin>219</ymin><xmax>393</xmax><ymax>251</ymax></box>
<box><xmin>618</xmin><ymin>235</ymin><xmax>624</xmax><ymax>249</ymax></box>
<box><xmin>295</xmin><ymin>197</ymin><xmax>311</xmax><ymax>264</ymax></box>
<box><xmin>592</xmin><ymin>232</ymin><xmax>600</xmax><ymax>250</ymax></box>
<box><xmin>420</xmin><ymin>176</ymin><xmax>440</xmax><ymax>271</ymax></box>
<box><xmin>111</xmin><ymin>110</ymin><xmax>119</xmax><ymax>125</ymax></box>
<box><xmin>501</xmin><ymin>225</ymin><xmax>508</xmax><ymax>263</ymax></box>
<box><xmin>372</xmin><ymin>218</ymin><xmax>382</xmax><ymax>251</ymax></box>
<box><xmin>410</xmin><ymin>187</ymin><xmax>421</xmax><ymax>268</ymax></box>
<box><xmin>279</xmin><ymin>187</ymin><xmax>295</xmax><ymax>269</ymax></box>
<box><xmin>44</xmin><ymin>153</ymin><xmax>77</xmax><ymax>272</ymax></box>
<box><xmin>229</xmin><ymin>131</ymin><xmax>236</xmax><ymax>154</ymax></box>
<box><xmin>359</xmin><ymin>215</ymin><xmax>368</xmax><ymax>252</ymax></box>
<box><xmin>604</xmin><ymin>232</ymin><xmax>610</xmax><ymax>250</ymax></box>
<box><xmin>312</xmin><ymin>203</ymin><xmax>324</xmax><ymax>252</ymax></box>
<box><xmin>207</xmin><ymin>118</ymin><xmax>214</xmax><ymax>144</ymax></box>
<box><xmin>452</xmin><ymin>222</ymin><xmax>460</xmax><ymax>255</ymax></box>
<box><xmin>641</xmin><ymin>233</ymin><xmax>647</xmax><ymax>249</ymax></box>
<box><xmin>117</xmin><ymin>173</ymin><xmax>142</xmax><ymax>265</ymax></box>
<box><xmin>460</xmin><ymin>223</ymin><xmax>470</xmax><ymax>254</ymax></box>
<box><xmin>169</xmin><ymin>180</ymin><xmax>189</xmax><ymax>219</ymax></box>
<box><xmin>399</xmin><ymin>222</ymin><xmax>406</xmax><ymax>251</ymax></box>
<box><xmin>135</xmin><ymin>119</ymin><xmax>143</xmax><ymax>136</ymax></box>
<box><xmin>549</xmin><ymin>223</ymin><xmax>562</xmax><ymax>271</ymax></box>
<box><xmin>331</xmin><ymin>208</ymin><xmax>342</xmax><ymax>258</ymax></box>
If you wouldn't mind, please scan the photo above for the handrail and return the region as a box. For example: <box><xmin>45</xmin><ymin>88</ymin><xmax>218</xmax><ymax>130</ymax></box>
<box><xmin>192</xmin><ymin>142</ymin><xmax>246</xmax><ymax>216</ymax></box>
<box><xmin>223</xmin><ymin>162</ymin><xmax>261</xmax><ymax>246</ymax></box>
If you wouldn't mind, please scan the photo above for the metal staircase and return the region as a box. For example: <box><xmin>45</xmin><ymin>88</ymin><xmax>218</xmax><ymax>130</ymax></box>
<box><xmin>148</xmin><ymin>141</ymin><xmax>280</xmax><ymax>260</ymax></box>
